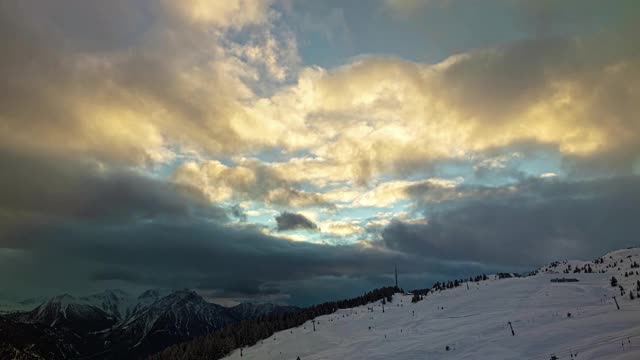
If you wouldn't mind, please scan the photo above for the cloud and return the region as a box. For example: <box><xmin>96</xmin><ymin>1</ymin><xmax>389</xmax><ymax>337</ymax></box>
<box><xmin>171</xmin><ymin>159</ymin><xmax>334</xmax><ymax>208</ymax></box>
<box><xmin>1</xmin><ymin>214</ymin><xmax>507</xmax><ymax>304</ymax></box>
<box><xmin>230</xmin><ymin>28</ymin><xmax>300</xmax><ymax>82</ymax></box>
<box><xmin>249</xmin><ymin>28</ymin><xmax>640</xmax><ymax>184</ymax></box>
<box><xmin>382</xmin><ymin>176</ymin><xmax>640</xmax><ymax>266</ymax></box>
<box><xmin>0</xmin><ymin>211</ymin><xmax>441</xmax><ymax>304</ymax></box>
<box><xmin>230</xmin><ymin>204</ymin><xmax>248</xmax><ymax>222</ymax></box>
<box><xmin>0</xmin><ymin>149</ymin><xmax>580</xmax><ymax>305</ymax></box>
<box><xmin>163</xmin><ymin>0</ymin><xmax>271</xmax><ymax>28</ymax></box>
<box><xmin>0</xmin><ymin>148</ymin><xmax>425</xmax><ymax>302</ymax></box>
<box><xmin>0</xmin><ymin>0</ymin><xmax>299</xmax><ymax>167</ymax></box>
<box><xmin>320</xmin><ymin>220</ymin><xmax>364</xmax><ymax>237</ymax></box>
<box><xmin>0</xmin><ymin>148</ymin><xmax>226</xmax><ymax>234</ymax></box>
<box><xmin>89</xmin><ymin>268</ymin><xmax>143</xmax><ymax>283</ymax></box>
<box><xmin>172</xmin><ymin>161</ymin><xmax>259</xmax><ymax>203</ymax></box>
<box><xmin>275</xmin><ymin>212</ymin><xmax>319</xmax><ymax>231</ymax></box>
<box><xmin>2</xmin><ymin>0</ymin><xmax>638</xmax><ymax>188</ymax></box>
<box><xmin>353</xmin><ymin>177</ymin><xmax>463</xmax><ymax>208</ymax></box>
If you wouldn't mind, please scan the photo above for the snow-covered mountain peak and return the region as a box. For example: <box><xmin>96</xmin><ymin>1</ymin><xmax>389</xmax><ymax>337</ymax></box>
<box><xmin>138</xmin><ymin>289</ymin><xmax>162</xmax><ymax>300</ymax></box>
<box><xmin>149</xmin><ymin>289</ymin><xmax>207</xmax><ymax>308</ymax></box>
<box><xmin>164</xmin><ymin>289</ymin><xmax>200</xmax><ymax>300</ymax></box>
<box><xmin>137</xmin><ymin>288</ymin><xmax>173</xmax><ymax>303</ymax></box>
<box><xmin>48</xmin><ymin>293</ymin><xmax>75</xmax><ymax>304</ymax></box>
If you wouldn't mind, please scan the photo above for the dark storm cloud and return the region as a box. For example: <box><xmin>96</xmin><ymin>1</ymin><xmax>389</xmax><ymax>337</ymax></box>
<box><xmin>0</xmin><ymin>148</ymin><xmax>226</xmax><ymax>230</ymax></box>
<box><xmin>0</xmin><ymin>219</ymin><xmax>404</xmax><ymax>301</ymax></box>
<box><xmin>275</xmin><ymin>212</ymin><xmax>319</xmax><ymax>231</ymax></box>
<box><xmin>90</xmin><ymin>268</ymin><xmax>143</xmax><ymax>283</ymax></box>
<box><xmin>199</xmin><ymin>279</ymin><xmax>282</xmax><ymax>297</ymax></box>
<box><xmin>383</xmin><ymin>176</ymin><xmax>640</xmax><ymax>267</ymax></box>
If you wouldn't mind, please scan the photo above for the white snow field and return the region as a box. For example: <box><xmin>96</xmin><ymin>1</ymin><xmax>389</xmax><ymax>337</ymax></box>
<box><xmin>225</xmin><ymin>248</ymin><xmax>640</xmax><ymax>360</ymax></box>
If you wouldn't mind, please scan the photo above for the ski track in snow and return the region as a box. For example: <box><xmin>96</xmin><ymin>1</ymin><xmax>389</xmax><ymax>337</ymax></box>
<box><xmin>225</xmin><ymin>249</ymin><xmax>640</xmax><ymax>360</ymax></box>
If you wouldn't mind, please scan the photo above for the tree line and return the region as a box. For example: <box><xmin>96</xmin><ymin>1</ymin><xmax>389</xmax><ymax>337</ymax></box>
<box><xmin>148</xmin><ymin>286</ymin><xmax>399</xmax><ymax>360</ymax></box>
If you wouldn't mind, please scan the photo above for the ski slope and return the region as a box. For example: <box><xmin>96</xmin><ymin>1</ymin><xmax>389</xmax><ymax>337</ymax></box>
<box><xmin>225</xmin><ymin>249</ymin><xmax>640</xmax><ymax>360</ymax></box>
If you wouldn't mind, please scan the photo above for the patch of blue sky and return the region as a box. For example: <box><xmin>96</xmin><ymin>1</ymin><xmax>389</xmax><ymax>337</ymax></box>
<box><xmin>243</xmin><ymin>147</ymin><xmax>319</xmax><ymax>164</ymax></box>
<box><xmin>143</xmin><ymin>150</ymin><xmax>196</xmax><ymax>178</ymax></box>
<box><xmin>339</xmin><ymin>199</ymin><xmax>415</xmax><ymax>222</ymax></box>
<box><xmin>292</xmin><ymin>0</ymin><xmax>632</xmax><ymax>70</ymax></box>
<box><xmin>515</xmin><ymin>151</ymin><xmax>563</xmax><ymax>179</ymax></box>
<box><xmin>249</xmin><ymin>210</ymin><xmax>276</xmax><ymax>225</ymax></box>
<box><xmin>291</xmin><ymin>0</ymin><xmax>531</xmax><ymax>68</ymax></box>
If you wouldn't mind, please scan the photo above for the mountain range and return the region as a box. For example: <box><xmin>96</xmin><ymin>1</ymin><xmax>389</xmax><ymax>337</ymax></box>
<box><xmin>0</xmin><ymin>288</ymin><xmax>298</xmax><ymax>359</ymax></box>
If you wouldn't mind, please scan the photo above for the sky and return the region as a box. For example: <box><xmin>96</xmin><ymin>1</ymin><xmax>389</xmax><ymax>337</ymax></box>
<box><xmin>0</xmin><ymin>0</ymin><xmax>639</xmax><ymax>306</ymax></box>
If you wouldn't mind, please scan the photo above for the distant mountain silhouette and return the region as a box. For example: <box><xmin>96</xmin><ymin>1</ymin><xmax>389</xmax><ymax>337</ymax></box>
<box><xmin>1</xmin><ymin>288</ymin><xmax>298</xmax><ymax>359</ymax></box>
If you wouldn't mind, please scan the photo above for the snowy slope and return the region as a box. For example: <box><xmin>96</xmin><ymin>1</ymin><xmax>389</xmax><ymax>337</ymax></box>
<box><xmin>225</xmin><ymin>248</ymin><xmax>640</xmax><ymax>360</ymax></box>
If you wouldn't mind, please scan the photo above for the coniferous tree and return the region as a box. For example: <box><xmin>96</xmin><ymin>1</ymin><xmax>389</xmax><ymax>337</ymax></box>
<box><xmin>611</xmin><ymin>276</ymin><xmax>618</xmax><ymax>287</ymax></box>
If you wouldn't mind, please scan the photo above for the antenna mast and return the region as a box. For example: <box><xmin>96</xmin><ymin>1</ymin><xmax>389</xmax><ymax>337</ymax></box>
<box><xmin>395</xmin><ymin>265</ymin><xmax>398</xmax><ymax>288</ymax></box>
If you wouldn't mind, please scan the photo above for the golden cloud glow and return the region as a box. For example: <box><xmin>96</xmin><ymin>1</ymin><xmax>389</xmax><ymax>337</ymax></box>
<box><xmin>320</xmin><ymin>220</ymin><xmax>364</xmax><ymax>237</ymax></box>
<box><xmin>164</xmin><ymin>0</ymin><xmax>270</xmax><ymax>27</ymax></box>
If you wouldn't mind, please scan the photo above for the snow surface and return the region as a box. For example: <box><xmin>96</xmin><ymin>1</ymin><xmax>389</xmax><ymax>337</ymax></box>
<box><xmin>225</xmin><ymin>248</ymin><xmax>640</xmax><ymax>360</ymax></box>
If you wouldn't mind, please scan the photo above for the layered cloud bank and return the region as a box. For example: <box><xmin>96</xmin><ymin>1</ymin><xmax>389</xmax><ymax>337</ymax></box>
<box><xmin>0</xmin><ymin>0</ymin><xmax>638</xmax><ymax>304</ymax></box>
